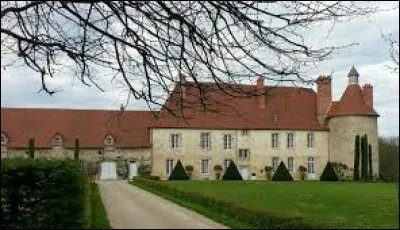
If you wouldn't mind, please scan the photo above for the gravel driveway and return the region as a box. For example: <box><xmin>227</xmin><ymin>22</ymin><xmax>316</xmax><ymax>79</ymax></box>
<box><xmin>98</xmin><ymin>180</ymin><xmax>228</xmax><ymax>229</ymax></box>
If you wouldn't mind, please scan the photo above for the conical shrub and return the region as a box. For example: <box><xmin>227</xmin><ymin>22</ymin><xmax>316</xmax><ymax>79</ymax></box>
<box><xmin>168</xmin><ymin>159</ymin><xmax>189</xmax><ymax>180</ymax></box>
<box><xmin>320</xmin><ymin>162</ymin><xmax>339</xmax><ymax>181</ymax></box>
<box><xmin>222</xmin><ymin>161</ymin><xmax>243</xmax><ymax>180</ymax></box>
<box><xmin>272</xmin><ymin>161</ymin><xmax>293</xmax><ymax>181</ymax></box>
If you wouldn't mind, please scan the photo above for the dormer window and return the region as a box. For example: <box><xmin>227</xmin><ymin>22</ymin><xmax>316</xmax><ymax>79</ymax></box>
<box><xmin>52</xmin><ymin>134</ymin><xmax>62</xmax><ymax>146</ymax></box>
<box><xmin>1</xmin><ymin>132</ymin><xmax>8</xmax><ymax>146</ymax></box>
<box><xmin>105</xmin><ymin>135</ymin><xmax>114</xmax><ymax>146</ymax></box>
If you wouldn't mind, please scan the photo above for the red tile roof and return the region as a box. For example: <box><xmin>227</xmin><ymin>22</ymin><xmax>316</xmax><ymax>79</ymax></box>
<box><xmin>1</xmin><ymin>108</ymin><xmax>156</xmax><ymax>148</ymax></box>
<box><xmin>151</xmin><ymin>82</ymin><xmax>329</xmax><ymax>130</ymax></box>
<box><xmin>326</xmin><ymin>84</ymin><xmax>379</xmax><ymax>118</ymax></box>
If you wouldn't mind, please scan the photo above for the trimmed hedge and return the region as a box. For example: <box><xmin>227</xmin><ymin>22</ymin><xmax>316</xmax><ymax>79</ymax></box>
<box><xmin>169</xmin><ymin>159</ymin><xmax>189</xmax><ymax>180</ymax></box>
<box><xmin>272</xmin><ymin>161</ymin><xmax>293</xmax><ymax>181</ymax></box>
<box><xmin>1</xmin><ymin>158</ymin><xmax>87</xmax><ymax>229</ymax></box>
<box><xmin>222</xmin><ymin>161</ymin><xmax>243</xmax><ymax>180</ymax></box>
<box><xmin>320</xmin><ymin>162</ymin><xmax>339</xmax><ymax>181</ymax></box>
<box><xmin>133</xmin><ymin>177</ymin><xmax>317</xmax><ymax>229</ymax></box>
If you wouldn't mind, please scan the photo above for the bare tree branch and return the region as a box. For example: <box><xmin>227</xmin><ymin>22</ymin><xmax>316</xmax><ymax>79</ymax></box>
<box><xmin>1</xmin><ymin>1</ymin><xmax>380</xmax><ymax>116</ymax></box>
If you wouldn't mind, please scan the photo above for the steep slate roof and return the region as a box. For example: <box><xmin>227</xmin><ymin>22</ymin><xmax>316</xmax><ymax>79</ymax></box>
<box><xmin>1</xmin><ymin>108</ymin><xmax>156</xmax><ymax>148</ymax></box>
<box><xmin>326</xmin><ymin>84</ymin><xmax>379</xmax><ymax>118</ymax></box>
<box><xmin>151</xmin><ymin>82</ymin><xmax>328</xmax><ymax>130</ymax></box>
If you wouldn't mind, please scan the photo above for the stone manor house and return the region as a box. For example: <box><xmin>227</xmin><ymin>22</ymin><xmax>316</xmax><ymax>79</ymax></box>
<box><xmin>1</xmin><ymin>66</ymin><xmax>379</xmax><ymax>180</ymax></box>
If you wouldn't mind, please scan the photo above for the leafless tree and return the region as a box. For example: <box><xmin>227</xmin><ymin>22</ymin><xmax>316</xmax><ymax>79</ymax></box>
<box><xmin>382</xmin><ymin>32</ymin><xmax>399</xmax><ymax>73</ymax></box>
<box><xmin>1</xmin><ymin>1</ymin><xmax>378</xmax><ymax>117</ymax></box>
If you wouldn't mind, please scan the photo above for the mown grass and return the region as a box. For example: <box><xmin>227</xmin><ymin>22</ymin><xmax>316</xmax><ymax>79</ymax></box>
<box><xmin>162</xmin><ymin>181</ymin><xmax>398</xmax><ymax>229</ymax></box>
<box><xmin>86</xmin><ymin>182</ymin><xmax>110</xmax><ymax>229</ymax></box>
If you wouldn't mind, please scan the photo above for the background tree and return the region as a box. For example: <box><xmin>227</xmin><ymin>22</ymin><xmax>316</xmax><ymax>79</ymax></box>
<box><xmin>27</xmin><ymin>138</ymin><xmax>35</xmax><ymax>159</ymax></box>
<box><xmin>1</xmin><ymin>2</ymin><xmax>379</xmax><ymax>116</ymax></box>
<box><xmin>379</xmin><ymin>136</ymin><xmax>399</xmax><ymax>182</ymax></box>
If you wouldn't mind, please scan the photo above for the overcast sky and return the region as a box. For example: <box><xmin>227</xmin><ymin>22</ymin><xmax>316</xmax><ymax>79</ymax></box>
<box><xmin>1</xmin><ymin>2</ymin><xmax>399</xmax><ymax>137</ymax></box>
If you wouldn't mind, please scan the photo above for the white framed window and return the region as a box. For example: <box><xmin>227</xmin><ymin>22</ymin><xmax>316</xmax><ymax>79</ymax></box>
<box><xmin>272</xmin><ymin>157</ymin><xmax>279</xmax><ymax>172</ymax></box>
<box><xmin>223</xmin><ymin>159</ymin><xmax>232</xmax><ymax>170</ymax></box>
<box><xmin>241</xmin><ymin>130</ymin><xmax>249</xmax><ymax>136</ymax></box>
<box><xmin>170</xmin><ymin>134</ymin><xmax>181</xmax><ymax>149</ymax></box>
<box><xmin>288</xmin><ymin>157</ymin><xmax>294</xmax><ymax>173</ymax></box>
<box><xmin>307</xmin><ymin>157</ymin><xmax>315</xmax><ymax>174</ymax></box>
<box><xmin>52</xmin><ymin>135</ymin><xmax>62</xmax><ymax>146</ymax></box>
<box><xmin>201</xmin><ymin>159</ymin><xmax>209</xmax><ymax>174</ymax></box>
<box><xmin>287</xmin><ymin>133</ymin><xmax>294</xmax><ymax>148</ymax></box>
<box><xmin>307</xmin><ymin>133</ymin><xmax>315</xmax><ymax>148</ymax></box>
<box><xmin>238</xmin><ymin>149</ymin><xmax>250</xmax><ymax>160</ymax></box>
<box><xmin>223</xmin><ymin>134</ymin><xmax>232</xmax><ymax>150</ymax></box>
<box><xmin>200</xmin><ymin>133</ymin><xmax>211</xmax><ymax>149</ymax></box>
<box><xmin>166</xmin><ymin>159</ymin><xmax>174</xmax><ymax>175</ymax></box>
<box><xmin>272</xmin><ymin>133</ymin><xmax>279</xmax><ymax>148</ymax></box>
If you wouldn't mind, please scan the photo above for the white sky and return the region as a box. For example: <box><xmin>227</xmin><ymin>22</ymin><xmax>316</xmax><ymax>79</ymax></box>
<box><xmin>1</xmin><ymin>2</ymin><xmax>399</xmax><ymax>137</ymax></box>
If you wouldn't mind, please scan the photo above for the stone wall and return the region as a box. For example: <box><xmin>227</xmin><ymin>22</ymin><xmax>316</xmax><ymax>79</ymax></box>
<box><xmin>328</xmin><ymin>116</ymin><xmax>379</xmax><ymax>178</ymax></box>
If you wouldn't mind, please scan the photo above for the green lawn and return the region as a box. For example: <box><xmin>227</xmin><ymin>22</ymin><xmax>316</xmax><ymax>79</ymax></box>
<box><xmin>86</xmin><ymin>182</ymin><xmax>110</xmax><ymax>229</ymax></box>
<box><xmin>164</xmin><ymin>181</ymin><xmax>398</xmax><ymax>229</ymax></box>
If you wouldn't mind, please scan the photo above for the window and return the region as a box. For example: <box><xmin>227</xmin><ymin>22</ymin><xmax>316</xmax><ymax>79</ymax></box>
<box><xmin>166</xmin><ymin>159</ymin><xmax>174</xmax><ymax>175</ymax></box>
<box><xmin>170</xmin><ymin>134</ymin><xmax>181</xmax><ymax>149</ymax></box>
<box><xmin>288</xmin><ymin>157</ymin><xmax>294</xmax><ymax>173</ymax></box>
<box><xmin>105</xmin><ymin>135</ymin><xmax>114</xmax><ymax>146</ymax></box>
<box><xmin>241</xmin><ymin>130</ymin><xmax>249</xmax><ymax>136</ymax></box>
<box><xmin>272</xmin><ymin>133</ymin><xmax>279</xmax><ymax>148</ymax></box>
<box><xmin>287</xmin><ymin>133</ymin><xmax>294</xmax><ymax>148</ymax></box>
<box><xmin>223</xmin><ymin>159</ymin><xmax>232</xmax><ymax>170</ymax></box>
<box><xmin>307</xmin><ymin>133</ymin><xmax>315</xmax><ymax>148</ymax></box>
<box><xmin>272</xmin><ymin>157</ymin><xmax>279</xmax><ymax>172</ymax></box>
<box><xmin>238</xmin><ymin>149</ymin><xmax>250</xmax><ymax>160</ymax></box>
<box><xmin>223</xmin><ymin>134</ymin><xmax>232</xmax><ymax>150</ymax></box>
<box><xmin>307</xmin><ymin>157</ymin><xmax>315</xmax><ymax>174</ymax></box>
<box><xmin>52</xmin><ymin>135</ymin><xmax>62</xmax><ymax>146</ymax></box>
<box><xmin>200</xmin><ymin>133</ymin><xmax>211</xmax><ymax>149</ymax></box>
<box><xmin>201</xmin><ymin>159</ymin><xmax>209</xmax><ymax>174</ymax></box>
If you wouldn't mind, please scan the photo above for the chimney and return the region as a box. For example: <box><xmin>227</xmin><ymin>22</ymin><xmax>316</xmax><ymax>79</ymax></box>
<box><xmin>178</xmin><ymin>73</ymin><xmax>187</xmax><ymax>100</ymax></box>
<box><xmin>362</xmin><ymin>83</ymin><xmax>373</xmax><ymax>108</ymax></box>
<box><xmin>120</xmin><ymin>104</ymin><xmax>125</xmax><ymax>112</ymax></box>
<box><xmin>316</xmin><ymin>75</ymin><xmax>332</xmax><ymax>125</ymax></box>
<box><xmin>256</xmin><ymin>76</ymin><xmax>265</xmax><ymax>108</ymax></box>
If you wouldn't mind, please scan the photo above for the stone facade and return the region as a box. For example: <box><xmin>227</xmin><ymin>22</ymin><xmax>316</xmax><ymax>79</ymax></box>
<box><xmin>151</xmin><ymin>128</ymin><xmax>329</xmax><ymax>180</ymax></box>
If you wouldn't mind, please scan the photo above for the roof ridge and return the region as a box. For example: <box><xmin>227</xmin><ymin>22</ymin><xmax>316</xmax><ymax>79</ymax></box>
<box><xmin>1</xmin><ymin>107</ymin><xmax>154</xmax><ymax>113</ymax></box>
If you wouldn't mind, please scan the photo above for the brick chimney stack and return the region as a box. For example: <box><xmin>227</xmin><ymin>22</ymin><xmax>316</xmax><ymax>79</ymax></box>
<box><xmin>256</xmin><ymin>77</ymin><xmax>265</xmax><ymax>109</ymax></box>
<box><xmin>362</xmin><ymin>83</ymin><xmax>373</xmax><ymax>108</ymax></box>
<box><xmin>178</xmin><ymin>73</ymin><xmax>187</xmax><ymax>100</ymax></box>
<box><xmin>316</xmin><ymin>75</ymin><xmax>332</xmax><ymax>125</ymax></box>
